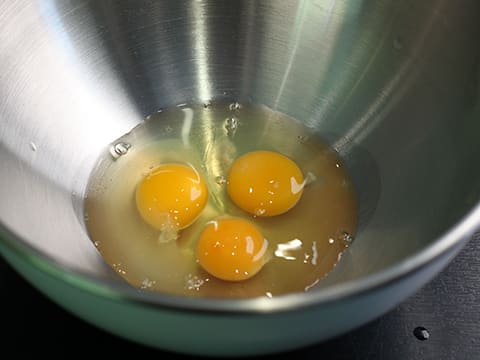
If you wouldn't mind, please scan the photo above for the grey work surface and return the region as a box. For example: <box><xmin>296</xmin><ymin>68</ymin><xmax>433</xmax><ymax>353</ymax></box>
<box><xmin>1</xmin><ymin>235</ymin><xmax>479</xmax><ymax>359</ymax></box>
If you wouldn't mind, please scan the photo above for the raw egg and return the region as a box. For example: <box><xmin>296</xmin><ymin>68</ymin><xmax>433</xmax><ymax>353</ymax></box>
<box><xmin>196</xmin><ymin>217</ymin><xmax>269</xmax><ymax>281</ymax></box>
<box><xmin>85</xmin><ymin>102</ymin><xmax>358</xmax><ymax>298</ymax></box>
<box><xmin>135</xmin><ymin>163</ymin><xmax>208</xmax><ymax>230</ymax></box>
<box><xmin>227</xmin><ymin>150</ymin><xmax>305</xmax><ymax>216</ymax></box>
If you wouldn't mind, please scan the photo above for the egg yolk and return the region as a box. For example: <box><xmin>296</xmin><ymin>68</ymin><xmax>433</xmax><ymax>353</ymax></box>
<box><xmin>227</xmin><ymin>151</ymin><xmax>305</xmax><ymax>216</ymax></box>
<box><xmin>135</xmin><ymin>163</ymin><xmax>208</xmax><ymax>230</ymax></box>
<box><xmin>196</xmin><ymin>217</ymin><xmax>269</xmax><ymax>281</ymax></box>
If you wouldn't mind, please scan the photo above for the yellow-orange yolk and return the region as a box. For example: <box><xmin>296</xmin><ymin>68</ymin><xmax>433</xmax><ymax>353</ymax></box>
<box><xmin>196</xmin><ymin>217</ymin><xmax>269</xmax><ymax>281</ymax></box>
<box><xmin>227</xmin><ymin>151</ymin><xmax>305</xmax><ymax>216</ymax></box>
<box><xmin>135</xmin><ymin>163</ymin><xmax>208</xmax><ymax>230</ymax></box>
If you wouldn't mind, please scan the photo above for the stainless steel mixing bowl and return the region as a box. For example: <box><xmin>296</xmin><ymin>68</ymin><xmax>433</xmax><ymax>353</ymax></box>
<box><xmin>1</xmin><ymin>0</ymin><xmax>480</xmax><ymax>356</ymax></box>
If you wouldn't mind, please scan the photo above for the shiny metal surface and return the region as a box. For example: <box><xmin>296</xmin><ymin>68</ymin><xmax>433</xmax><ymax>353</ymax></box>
<box><xmin>0</xmin><ymin>0</ymin><xmax>480</xmax><ymax>355</ymax></box>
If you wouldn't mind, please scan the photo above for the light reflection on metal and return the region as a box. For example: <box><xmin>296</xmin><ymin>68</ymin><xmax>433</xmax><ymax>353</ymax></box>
<box><xmin>333</xmin><ymin>0</ymin><xmax>448</xmax><ymax>154</ymax></box>
<box><xmin>190</xmin><ymin>0</ymin><xmax>212</xmax><ymax>102</ymax></box>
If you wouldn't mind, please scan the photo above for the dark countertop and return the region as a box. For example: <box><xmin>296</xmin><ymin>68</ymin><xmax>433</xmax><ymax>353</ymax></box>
<box><xmin>1</xmin><ymin>235</ymin><xmax>479</xmax><ymax>359</ymax></box>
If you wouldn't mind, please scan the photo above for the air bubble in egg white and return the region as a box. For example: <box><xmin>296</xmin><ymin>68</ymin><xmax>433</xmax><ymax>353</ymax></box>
<box><xmin>225</xmin><ymin>117</ymin><xmax>239</xmax><ymax>137</ymax></box>
<box><xmin>297</xmin><ymin>135</ymin><xmax>307</xmax><ymax>144</ymax></box>
<box><xmin>215</xmin><ymin>175</ymin><xmax>227</xmax><ymax>185</ymax></box>
<box><xmin>113</xmin><ymin>263</ymin><xmax>127</xmax><ymax>275</ymax></box>
<box><xmin>110</xmin><ymin>142</ymin><xmax>131</xmax><ymax>159</ymax></box>
<box><xmin>229</xmin><ymin>102</ymin><xmax>241</xmax><ymax>111</ymax></box>
<box><xmin>341</xmin><ymin>231</ymin><xmax>354</xmax><ymax>245</ymax></box>
<box><xmin>140</xmin><ymin>278</ymin><xmax>156</xmax><ymax>290</ymax></box>
<box><xmin>185</xmin><ymin>274</ymin><xmax>206</xmax><ymax>291</ymax></box>
<box><xmin>254</xmin><ymin>208</ymin><xmax>266</xmax><ymax>217</ymax></box>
